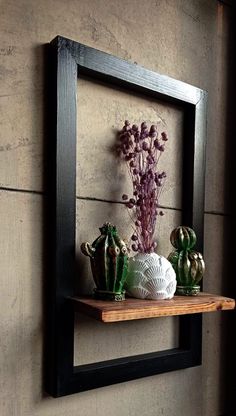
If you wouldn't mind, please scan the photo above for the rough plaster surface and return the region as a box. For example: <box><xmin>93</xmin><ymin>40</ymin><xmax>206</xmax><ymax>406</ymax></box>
<box><xmin>0</xmin><ymin>1</ymin><xmax>233</xmax><ymax>415</ymax></box>
<box><xmin>76</xmin><ymin>78</ymin><xmax>183</xmax><ymax>209</ymax></box>
<box><xmin>74</xmin><ymin>313</ymin><xmax>179</xmax><ymax>365</ymax></box>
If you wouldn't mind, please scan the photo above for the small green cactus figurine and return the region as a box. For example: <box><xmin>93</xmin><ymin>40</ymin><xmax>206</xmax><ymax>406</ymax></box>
<box><xmin>81</xmin><ymin>223</ymin><xmax>129</xmax><ymax>301</ymax></box>
<box><xmin>168</xmin><ymin>226</ymin><xmax>205</xmax><ymax>296</ymax></box>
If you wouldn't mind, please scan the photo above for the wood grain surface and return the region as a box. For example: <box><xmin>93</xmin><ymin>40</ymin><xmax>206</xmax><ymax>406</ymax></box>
<box><xmin>71</xmin><ymin>293</ymin><xmax>235</xmax><ymax>323</ymax></box>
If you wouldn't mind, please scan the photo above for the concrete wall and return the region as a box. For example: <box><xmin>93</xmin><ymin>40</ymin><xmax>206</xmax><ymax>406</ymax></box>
<box><xmin>0</xmin><ymin>1</ymin><xmax>234</xmax><ymax>415</ymax></box>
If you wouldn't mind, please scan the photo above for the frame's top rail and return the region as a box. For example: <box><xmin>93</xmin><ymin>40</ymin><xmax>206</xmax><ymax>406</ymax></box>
<box><xmin>51</xmin><ymin>35</ymin><xmax>206</xmax><ymax>106</ymax></box>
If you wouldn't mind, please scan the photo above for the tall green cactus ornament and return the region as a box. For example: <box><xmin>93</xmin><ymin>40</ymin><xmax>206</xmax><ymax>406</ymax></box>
<box><xmin>81</xmin><ymin>223</ymin><xmax>129</xmax><ymax>301</ymax></box>
<box><xmin>168</xmin><ymin>226</ymin><xmax>205</xmax><ymax>296</ymax></box>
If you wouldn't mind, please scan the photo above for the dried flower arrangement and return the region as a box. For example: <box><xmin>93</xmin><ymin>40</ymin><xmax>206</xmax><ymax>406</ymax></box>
<box><xmin>117</xmin><ymin>120</ymin><xmax>168</xmax><ymax>254</ymax></box>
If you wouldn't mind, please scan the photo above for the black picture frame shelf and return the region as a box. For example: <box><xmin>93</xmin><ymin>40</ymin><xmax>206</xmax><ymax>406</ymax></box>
<box><xmin>46</xmin><ymin>35</ymin><xmax>209</xmax><ymax>397</ymax></box>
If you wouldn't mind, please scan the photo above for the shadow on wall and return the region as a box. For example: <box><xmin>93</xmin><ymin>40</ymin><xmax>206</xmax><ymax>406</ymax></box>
<box><xmin>220</xmin><ymin>2</ymin><xmax>236</xmax><ymax>415</ymax></box>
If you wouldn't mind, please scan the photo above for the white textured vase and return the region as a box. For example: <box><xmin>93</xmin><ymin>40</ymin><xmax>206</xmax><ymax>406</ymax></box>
<box><xmin>125</xmin><ymin>252</ymin><xmax>176</xmax><ymax>300</ymax></box>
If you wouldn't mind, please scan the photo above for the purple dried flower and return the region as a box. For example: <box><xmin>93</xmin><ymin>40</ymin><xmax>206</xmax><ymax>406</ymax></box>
<box><xmin>150</xmin><ymin>132</ymin><xmax>157</xmax><ymax>138</ymax></box>
<box><xmin>147</xmin><ymin>155</ymin><xmax>154</xmax><ymax>164</ymax></box>
<box><xmin>123</xmin><ymin>125</ymin><xmax>131</xmax><ymax>132</ymax></box>
<box><xmin>129</xmin><ymin>161</ymin><xmax>136</xmax><ymax>168</ymax></box>
<box><xmin>161</xmin><ymin>131</ymin><xmax>168</xmax><ymax>141</ymax></box>
<box><xmin>132</xmin><ymin>244</ymin><xmax>138</xmax><ymax>251</ymax></box>
<box><xmin>154</xmin><ymin>139</ymin><xmax>160</xmax><ymax>149</ymax></box>
<box><xmin>119</xmin><ymin>134</ymin><xmax>126</xmax><ymax>142</ymax></box>
<box><xmin>150</xmin><ymin>124</ymin><xmax>157</xmax><ymax>132</ymax></box>
<box><xmin>119</xmin><ymin>120</ymin><xmax>168</xmax><ymax>253</ymax></box>
<box><xmin>134</xmin><ymin>132</ymin><xmax>140</xmax><ymax>142</ymax></box>
<box><xmin>140</xmin><ymin>130</ymin><xmax>149</xmax><ymax>140</ymax></box>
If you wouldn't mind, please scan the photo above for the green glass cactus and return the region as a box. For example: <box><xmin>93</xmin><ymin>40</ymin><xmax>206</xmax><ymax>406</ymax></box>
<box><xmin>168</xmin><ymin>226</ymin><xmax>205</xmax><ymax>296</ymax></box>
<box><xmin>81</xmin><ymin>222</ymin><xmax>129</xmax><ymax>301</ymax></box>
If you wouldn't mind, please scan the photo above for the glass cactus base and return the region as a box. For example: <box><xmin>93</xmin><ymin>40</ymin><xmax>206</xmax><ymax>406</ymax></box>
<box><xmin>176</xmin><ymin>285</ymin><xmax>200</xmax><ymax>296</ymax></box>
<box><xmin>94</xmin><ymin>289</ymin><xmax>126</xmax><ymax>301</ymax></box>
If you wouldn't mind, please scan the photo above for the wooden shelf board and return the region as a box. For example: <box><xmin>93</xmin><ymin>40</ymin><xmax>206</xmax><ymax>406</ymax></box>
<box><xmin>70</xmin><ymin>293</ymin><xmax>235</xmax><ymax>323</ymax></box>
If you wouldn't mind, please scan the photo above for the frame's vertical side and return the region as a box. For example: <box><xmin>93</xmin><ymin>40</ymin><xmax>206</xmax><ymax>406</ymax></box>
<box><xmin>179</xmin><ymin>314</ymin><xmax>202</xmax><ymax>365</ymax></box>
<box><xmin>181</xmin><ymin>102</ymin><xmax>195</xmax><ymax>230</ymax></box>
<box><xmin>46</xmin><ymin>37</ymin><xmax>77</xmax><ymax>397</ymax></box>
<box><xmin>179</xmin><ymin>93</ymin><xmax>207</xmax><ymax>368</ymax></box>
<box><xmin>193</xmin><ymin>92</ymin><xmax>207</xmax><ymax>253</ymax></box>
<box><xmin>181</xmin><ymin>92</ymin><xmax>207</xmax><ymax>247</ymax></box>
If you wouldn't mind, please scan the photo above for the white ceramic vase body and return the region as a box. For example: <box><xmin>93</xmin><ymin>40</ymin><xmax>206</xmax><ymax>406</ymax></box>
<box><xmin>125</xmin><ymin>252</ymin><xmax>176</xmax><ymax>300</ymax></box>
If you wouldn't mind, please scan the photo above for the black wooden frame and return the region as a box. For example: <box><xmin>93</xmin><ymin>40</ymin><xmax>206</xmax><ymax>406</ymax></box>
<box><xmin>46</xmin><ymin>35</ymin><xmax>207</xmax><ymax>397</ymax></box>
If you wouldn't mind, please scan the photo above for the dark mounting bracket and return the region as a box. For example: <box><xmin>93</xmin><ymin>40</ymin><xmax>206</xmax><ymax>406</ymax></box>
<box><xmin>45</xmin><ymin>35</ymin><xmax>207</xmax><ymax>397</ymax></box>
